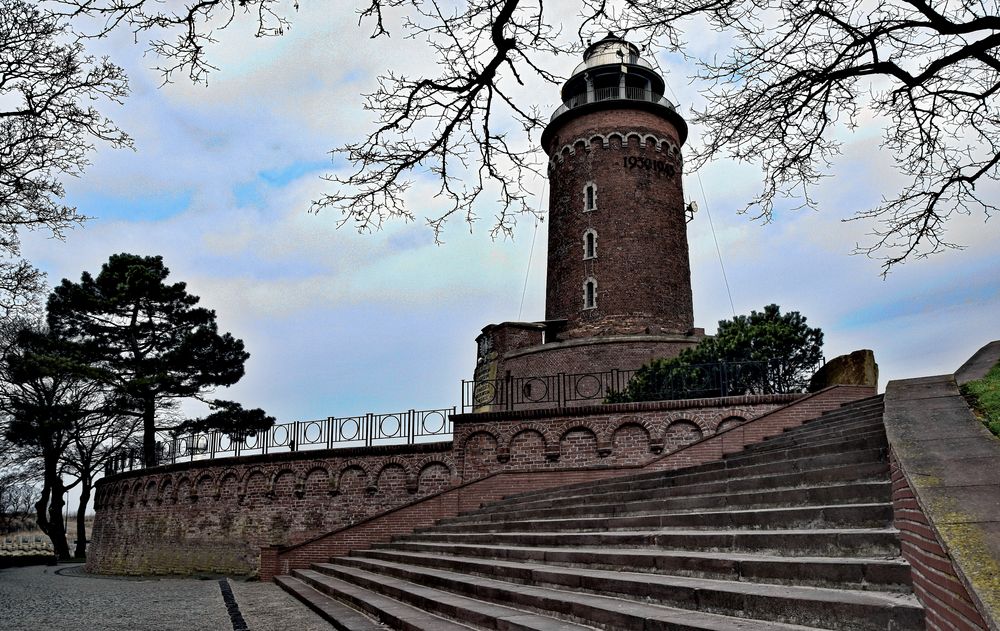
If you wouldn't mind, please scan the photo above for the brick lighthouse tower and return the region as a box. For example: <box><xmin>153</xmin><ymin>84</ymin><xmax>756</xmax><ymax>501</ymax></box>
<box><xmin>541</xmin><ymin>33</ymin><xmax>694</xmax><ymax>340</ymax></box>
<box><xmin>469</xmin><ymin>34</ymin><xmax>703</xmax><ymax>410</ymax></box>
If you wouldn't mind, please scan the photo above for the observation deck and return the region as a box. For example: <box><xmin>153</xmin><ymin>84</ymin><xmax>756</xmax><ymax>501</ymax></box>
<box><xmin>543</xmin><ymin>33</ymin><xmax>686</xmax><ymax>146</ymax></box>
<box><xmin>549</xmin><ymin>86</ymin><xmax>675</xmax><ymax>123</ymax></box>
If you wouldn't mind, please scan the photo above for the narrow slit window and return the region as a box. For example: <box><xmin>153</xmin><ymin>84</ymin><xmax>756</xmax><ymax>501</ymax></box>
<box><xmin>584</xmin><ymin>231</ymin><xmax>596</xmax><ymax>259</ymax></box>
<box><xmin>584</xmin><ymin>184</ymin><xmax>596</xmax><ymax>211</ymax></box>
<box><xmin>584</xmin><ymin>278</ymin><xmax>597</xmax><ymax>309</ymax></box>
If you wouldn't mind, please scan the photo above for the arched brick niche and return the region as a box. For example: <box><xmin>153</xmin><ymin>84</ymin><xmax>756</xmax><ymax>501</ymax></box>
<box><xmin>87</xmin><ymin>442</ymin><xmax>455</xmax><ymax>577</ymax></box>
<box><xmin>452</xmin><ymin>394</ymin><xmax>799</xmax><ymax>478</ymax></box>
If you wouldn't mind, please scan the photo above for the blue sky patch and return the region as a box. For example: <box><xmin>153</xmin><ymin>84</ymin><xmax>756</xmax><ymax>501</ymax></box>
<box><xmin>838</xmin><ymin>280</ymin><xmax>998</xmax><ymax>330</ymax></box>
<box><xmin>260</xmin><ymin>160</ymin><xmax>331</xmax><ymax>187</ymax></box>
<box><xmin>235</xmin><ymin>159</ymin><xmax>336</xmax><ymax>207</ymax></box>
<box><xmin>74</xmin><ymin>190</ymin><xmax>194</xmax><ymax>223</ymax></box>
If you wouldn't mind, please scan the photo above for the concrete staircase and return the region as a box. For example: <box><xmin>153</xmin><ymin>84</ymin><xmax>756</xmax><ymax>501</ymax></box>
<box><xmin>276</xmin><ymin>396</ymin><xmax>926</xmax><ymax>630</ymax></box>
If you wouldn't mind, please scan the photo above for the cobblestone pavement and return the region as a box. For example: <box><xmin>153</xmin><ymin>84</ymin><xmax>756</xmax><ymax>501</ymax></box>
<box><xmin>0</xmin><ymin>564</ymin><xmax>332</xmax><ymax>631</ymax></box>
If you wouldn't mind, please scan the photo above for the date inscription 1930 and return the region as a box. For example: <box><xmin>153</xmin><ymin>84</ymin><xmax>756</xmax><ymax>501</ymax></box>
<box><xmin>623</xmin><ymin>155</ymin><xmax>676</xmax><ymax>176</ymax></box>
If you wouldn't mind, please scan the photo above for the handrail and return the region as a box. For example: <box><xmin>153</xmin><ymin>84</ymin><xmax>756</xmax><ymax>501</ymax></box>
<box><xmin>105</xmin><ymin>407</ymin><xmax>456</xmax><ymax>475</ymax></box>
<box><xmin>550</xmin><ymin>86</ymin><xmax>675</xmax><ymax>122</ymax></box>
<box><xmin>462</xmin><ymin>359</ymin><xmax>812</xmax><ymax>413</ymax></box>
<box><xmin>571</xmin><ymin>51</ymin><xmax>654</xmax><ymax>75</ymax></box>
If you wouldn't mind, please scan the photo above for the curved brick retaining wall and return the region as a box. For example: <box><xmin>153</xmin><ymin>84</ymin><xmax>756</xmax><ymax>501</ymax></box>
<box><xmin>86</xmin><ymin>442</ymin><xmax>456</xmax><ymax>576</ymax></box>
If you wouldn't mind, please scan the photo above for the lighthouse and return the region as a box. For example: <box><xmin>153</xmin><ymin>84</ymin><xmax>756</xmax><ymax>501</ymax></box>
<box><xmin>541</xmin><ymin>33</ymin><xmax>694</xmax><ymax>339</ymax></box>
<box><xmin>470</xmin><ymin>34</ymin><xmax>703</xmax><ymax>410</ymax></box>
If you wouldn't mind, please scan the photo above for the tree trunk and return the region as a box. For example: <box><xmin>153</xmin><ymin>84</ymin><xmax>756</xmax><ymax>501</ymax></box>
<box><xmin>142</xmin><ymin>397</ymin><xmax>157</xmax><ymax>468</ymax></box>
<box><xmin>35</xmin><ymin>454</ymin><xmax>70</xmax><ymax>560</ymax></box>
<box><xmin>74</xmin><ymin>475</ymin><xmax>91</xmax><ymax>558</ymax></box>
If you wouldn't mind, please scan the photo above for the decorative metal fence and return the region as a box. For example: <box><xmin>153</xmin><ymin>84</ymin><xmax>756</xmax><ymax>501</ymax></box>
<box><xmin>105</xmin><ymin>407</ymin><xmax>455</xmax><ymax>475</ymax></box>
<box><xmin>550</xmin><ymin>86</ymin><xmax>676</xmax><ymax>122</ymax></box>
<box><xmin>462</xmin><ymin>360</ymin><xmax>811</xmax><ymax>413</ymax></box>
<box><xmin>462</xmin><ymin>369</ymin><xmax>638</xmax><ymax>413</ymax></box>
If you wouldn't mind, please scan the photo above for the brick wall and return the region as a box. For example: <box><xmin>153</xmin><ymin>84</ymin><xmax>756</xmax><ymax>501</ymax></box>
<box><xmin>890</xmin><ymin>449</ymin><xmax>990</xmax><ymax>630</ymax></box>
<box><xmin>86</xmin><ymin>442</ymin><xmax>455</xmax><ymax>576</ymax></box>
<box><xmin>452</xmin><ymin>394</ymin><xmax>798</xmax><ymax>476</ymax></box>
<box><xmin>471</xmin><ymin>333</ymin><xmax>703</xmax><ymax>412</ymax></box>
<box><xmin>260</xmin><ymin>467</ymin><xmax>630</xmax><ymax>580</ymax></box>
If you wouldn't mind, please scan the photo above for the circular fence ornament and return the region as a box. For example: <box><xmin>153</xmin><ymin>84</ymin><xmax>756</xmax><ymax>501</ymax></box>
<box><xmin>522</xmin><ymin>377</ymin><xmax>548</xmax><ymax>402</ymax></box>
<box><xmin>380</xmin><ymin>415</ymin><xmax>401</xmax><ymax>438</ymax></box>
<box><xmin>340</xmin><ymin>419</ymin><xmax>360</xmax><ymax>441</ymax></box>
<box><xmin>574</xmin><ymin>374</ymin><xmax>603</xmax><ymax>399</ymax></box>
<box><xmin>304</xmin><ymin>421</ymin><xmax>322</xmax><ymax>444</ymax></box>
<box><xmin>422</xmin><ymin>411</ymin><xmax>446</xmax><ymax>434</ymax></box>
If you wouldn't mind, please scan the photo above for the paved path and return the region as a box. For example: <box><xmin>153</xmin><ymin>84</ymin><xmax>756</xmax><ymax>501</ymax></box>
<box><xmin>0</xmin><ymin>564</ymin><xmax>332</xmax><ymax>630</ymax></box>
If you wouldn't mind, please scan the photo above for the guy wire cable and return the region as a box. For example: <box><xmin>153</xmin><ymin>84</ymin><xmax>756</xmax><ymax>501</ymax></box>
<box><xmin>661</xmin><ymin>75</ymin><xmax>737</xmax><ymax>319</ymax></box>
<box><xmin>518</xmin><ymin>178</ymin><xmax>546</xmax><ymax>320</ymax></box>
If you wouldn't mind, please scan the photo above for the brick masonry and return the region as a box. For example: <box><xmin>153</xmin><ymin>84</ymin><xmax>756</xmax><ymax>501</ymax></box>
<box><xmin>83</xmin><ymin>384</ymin><xmax>872</xmax><ymax>578</ymax></box>
<box><xmin>890</xmin><ymin>449</ymin><xmax>990</xmax><ymax>631</ymax></box>
<box><xmin>86</xmin><ymin>442</ymin><xmax>456</xmax><ymax>576</ymax></box>
<box><xmin>543</xmin><ymin>108</ymin><xmax>692</xmax><ymax>340</ymax></box>
<box><xmin>471</xmin><ymin>330</ymin><xmax>703</xmax><ymax>413</ymax></box>
<box><xmin>451</xmin><ymin>394</ymin><xmax>797</xmax><ymax>478</ymax></box>
<box><xmin>87</xmin><ymin>390</ymin><xmax>823</xmax><ymax>577</ymax></box>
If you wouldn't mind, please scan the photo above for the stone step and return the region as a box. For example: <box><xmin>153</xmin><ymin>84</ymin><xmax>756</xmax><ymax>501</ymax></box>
<box><xmin>643</xmin><ymin>447</ymin><xmax>887</xmax><ymax>488</ymax></box>
<box><xmin>396</xmin><ymin>527</ymin><xmax>902</xmax><ymax>557</ymax></box>
<box><xmin>786</xmin><ymin>402</ymin><xmax>884</xmax><ymax>428</ymax></box>
<box><xmin>745</xmin><ymin>420</ymin><xmax>886</xmax><ymax>454</ymax></box>
<box><xmin>795</xmin><ymin>397</ymin><xmax>884</xmax><ymax>423</ymax></box>
<box><xmin>322</xmin><ymin>554</ymin><xmax>924</xmax><ymax>631</ymax></box>
<box><xmin>274</xmin><ymin>575</ymin><xmax>392</xmax><ymax>631</ymax></box>
<box><xmin>481</xmin><ymin>425</ymin><xmax>886</xmax><ymax>512</ymax></box>
<box><xmin>724</xmin><ymin>425</ymin><xmax>885</xmax><ymax>461</ymax></box>
<box><xmin>424</xmin><ymin>502</ymin><xmax>894</xmax><ymax>534</ymax></box>
<box><xmin>466</xmin><ymin>435</ymin><xmax>886</xmax><ymax>520</ymax></box>
<box><xmin>292</xmin><ymin>567</ymin><xmax>588</xmax><ymax>631</ymax></box>
<box><xmin>461</xmin><ymin>461</ymin><xmax>890</xmax><ymax>520</ymax></box>
<box><xmin>293</xmin><ymin>570</ymin><xmax>536</xmax><ymax>631</ymax></box>
<box><xmin>303</xmin><ymin>561</ymin><xmax>836</xmax><ymax>631</ymax></box>
<box><xmin>440</xmin><ymin>481</ymin><xmax>892</xmax><ymax>525</ymax></box>
<box><xmin>360</xmin><ymin>544</ymin><xmax>913</xmax><ymax>591</ymax></box>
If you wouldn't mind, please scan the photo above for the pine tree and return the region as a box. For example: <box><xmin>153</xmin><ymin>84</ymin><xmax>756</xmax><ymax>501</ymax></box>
<box><xmin>47</xmin><ymin>253</ymin><xmax>254</xmax><ymax>466</ymax></box>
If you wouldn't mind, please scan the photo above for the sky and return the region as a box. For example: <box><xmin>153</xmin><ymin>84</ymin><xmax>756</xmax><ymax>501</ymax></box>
<box><xmin>22</xmin><ymin>2</ymin><xmax>1000</xmax><ymax>428</ymax></box>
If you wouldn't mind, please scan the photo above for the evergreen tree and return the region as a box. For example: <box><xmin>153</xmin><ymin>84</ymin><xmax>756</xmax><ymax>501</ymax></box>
<box><xmin>46</xmin><ymin>253</ymin><xmax>259</xmax><ymax>466</ymax></box>
<box><xmin>610</xmin><ymin>304</ymin><xmax>824</xmax><ymax>402</ymax></box>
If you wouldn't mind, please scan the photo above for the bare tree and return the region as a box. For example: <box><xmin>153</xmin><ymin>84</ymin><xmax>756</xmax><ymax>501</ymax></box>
<box><xmin>60</xmin><ymin>401</ymin><xmax>138</xmax><ymax>557</ymax></box>
<box><xmin>0</xmin><ymin>325</ymin><xmax>113</xmax><ymax>559</ymax></box>
<box><xmin>0</xmin><ymin>0</ymin><xmax>131</xmax><ymax>320</ymax></box>
<box><xmin>0</xmin><ymin>447</ymin><xmax>40</xmax><ymax>535</ymax></box>
<box><xmin>52</xmin><ymin>0</ymin><xmax>1000</xmax><ymax>270</ymax></box>
<box><xmin>584</xmin><ymin>0</ymin><xmax>1000</xmax><ymax>273</ymax></box>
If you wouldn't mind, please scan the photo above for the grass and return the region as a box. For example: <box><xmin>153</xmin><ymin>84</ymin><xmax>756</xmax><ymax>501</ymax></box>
<box><xmin>960</xmin><ymin>361</ymin><xmax>1000</xmax><ymax>438</ymax></box>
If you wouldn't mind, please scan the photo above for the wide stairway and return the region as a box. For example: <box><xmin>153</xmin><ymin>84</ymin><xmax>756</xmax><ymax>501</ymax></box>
<box><xmin>276</xmin><ymin>396</ymin><xmax>926</xmax><ymax>630</ymax></box>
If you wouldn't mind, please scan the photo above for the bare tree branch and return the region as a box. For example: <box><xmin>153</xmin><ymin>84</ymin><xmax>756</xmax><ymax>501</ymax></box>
<box><xmin>52</xmin><ymin>0</ymin><xmax>1000</xmax><ymax>270</ymax></box>
<box><xmin>0</xmin><ymin>0</ymin><xmax>131</xmax><ymax>317</ymax></box>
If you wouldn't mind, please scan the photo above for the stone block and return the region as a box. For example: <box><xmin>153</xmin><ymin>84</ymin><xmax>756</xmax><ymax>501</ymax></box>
<box><xmin>810</xmin><ymin>349</ymin><xmax>878</xmax><ymax>391</ymax></box>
